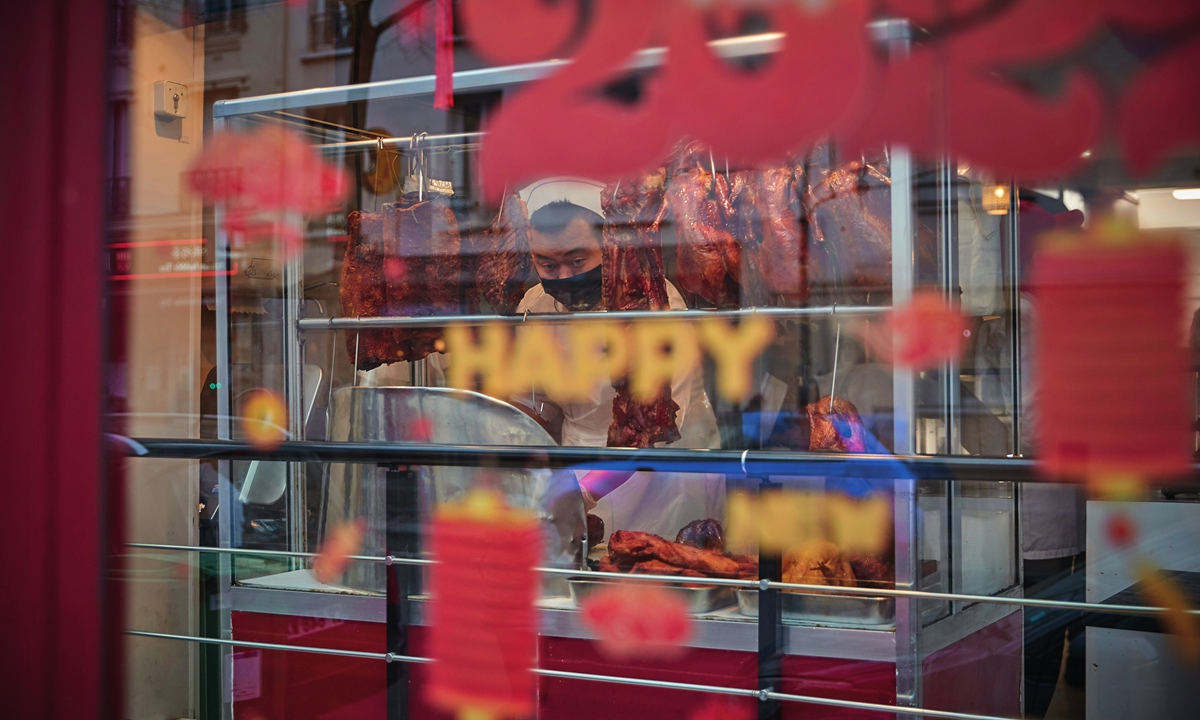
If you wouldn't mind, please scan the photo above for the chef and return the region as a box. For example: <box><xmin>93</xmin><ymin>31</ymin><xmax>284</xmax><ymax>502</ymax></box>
<box><xmin>511</xmin><ymin>189</ymin><xmax>723</xmax><ymax>540</ymax></box>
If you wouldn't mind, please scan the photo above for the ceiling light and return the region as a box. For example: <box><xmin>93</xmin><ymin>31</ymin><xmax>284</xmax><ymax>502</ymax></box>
<box><xmin>1172</xmin><ymin>188</ymin><xmax>1200</xmax><ymax>200</ymax></box>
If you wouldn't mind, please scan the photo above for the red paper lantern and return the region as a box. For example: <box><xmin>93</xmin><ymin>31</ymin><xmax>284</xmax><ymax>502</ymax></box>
<box><xmin>427</xmin><ymin>491</ymin><xmax>542</xmax><ymax>720</ymax></box>
<box><xmin>1032</xmin><ymin>221</ymin><xmax>1192</xmax><ymax>489</ymax></box>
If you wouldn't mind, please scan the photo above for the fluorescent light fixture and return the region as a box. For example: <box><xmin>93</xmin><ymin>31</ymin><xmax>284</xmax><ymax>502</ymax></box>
<box><xmin>1173</xmin><ymin>188</ymin><xmax>1200</xmax><ymax>200</ymax></box>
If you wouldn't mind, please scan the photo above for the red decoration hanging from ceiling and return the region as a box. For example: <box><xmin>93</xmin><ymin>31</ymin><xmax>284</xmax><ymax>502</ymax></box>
<box><xmin>433</xmin><ymin>0</ymin><xmax>455</xmax><ymax>109</ymax></box>
<box><xmin>1119</xmin><ymin>35</ymin><xmax>1200</xmax><ymax>174</ymax></box>
<box><xmin>466</xmin><ymin>0</ymin><xmax>1200</xmax><ymax>198</ymax></box>
<box><xmin>1031</xmin><ymin>221</ymin><xmax>1192</xmax><ymax>490</ymax></box>
<box><xmin>476</xmin><ymin>0</ymin><xmax>870</xmax><ymax>203</ymax></box>
<box><xmin>426</xmin><ymin>490</ymin><xmax>542</xmax><ymax>720</ymax></box>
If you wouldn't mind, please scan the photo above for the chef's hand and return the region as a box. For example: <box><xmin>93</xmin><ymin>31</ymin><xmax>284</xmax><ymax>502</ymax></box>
<box><xmin>580</xmin><ymin>486</ymin><xmax>598</xmax><ymax>512</ymax></box>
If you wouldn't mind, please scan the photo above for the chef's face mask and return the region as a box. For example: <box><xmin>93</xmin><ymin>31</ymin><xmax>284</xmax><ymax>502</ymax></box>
<box><xmin>540</xmin><ymin>264</ymin><xmax>603</xmax><ymax>311</ymax></box>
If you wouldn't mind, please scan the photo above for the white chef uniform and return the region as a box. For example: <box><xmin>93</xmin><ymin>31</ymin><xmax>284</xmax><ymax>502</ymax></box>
<box><xmin>513</xmin><ymin>281</ymin><xmax>724</xmax><ymax>539</ymax></box>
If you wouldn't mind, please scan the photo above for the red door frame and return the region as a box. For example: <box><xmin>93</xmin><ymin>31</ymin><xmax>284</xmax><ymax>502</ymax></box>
<box><xmin>0</xmin><ymin>0</ymin><xmax>114</xmax><ymax>717</ymax></box>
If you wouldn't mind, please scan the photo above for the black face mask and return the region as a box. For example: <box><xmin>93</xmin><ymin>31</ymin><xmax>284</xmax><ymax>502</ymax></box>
<box><xmin>540</xmin><ymin>264</ymin><xmax>603</xmax><ymax>311</ymax></box>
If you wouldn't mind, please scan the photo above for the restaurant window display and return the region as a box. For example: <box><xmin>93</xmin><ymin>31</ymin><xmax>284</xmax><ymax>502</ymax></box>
<box><xmin>105</xmin><ymin>2</ymin><xmax>1200</xmax><ymax>720</ymax></box>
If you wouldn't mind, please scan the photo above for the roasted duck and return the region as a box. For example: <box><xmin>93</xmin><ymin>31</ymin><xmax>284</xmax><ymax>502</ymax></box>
<box><xmin>675</xmin><ymin>518</ymin><xmax>725</xmax><ymax>553</ymax></box>
<box><xmin>340</xmin><ymin>210</ymin><xmax>392</xmax><ymax>370</ymax></box>
<box><xmin>600</xmin><ymin>169</ymin><xmax>671</xmax><ymax>312</ymax></box>
<box><xmin>804</xmin><ymin>159</ymin><xmax>893</xmax><ymax>298</ymax></box>
<box><xmin>608</xmin><ymin>530</ymin><xmax>741</xmax><ymax>578</ymax></box>
<box><xmin>601</xmin><ymin>170</ymin><xmax>681</xmax><ymax>448</ymax></box>
<box><xmin>666</xmin><ymin>145</ymin><xmax>742</xmax><ymax>308</ymax></box>
<box><xmin>629</xmin><ymin>559</ymin><xmax>706</xmax><ymax>578</ymax></box>
<box><xmin>806</xmin><ymin>395</ymin><xmax>869</xmax><ymax>453</ymax></box>
<box><xmin>848</xmin><ymin>555</ymin><xmax>894</xmax><ymax>586</ymax></box>
<box><xmin>587</xmin><ymin>513</ymin><xmax>605</xmax><ymax>545</ymax></box>
<box><xmin>474</xmin><ymin>194</ymin><xmax>532</xmax><ymax>314</ymax></box>
<box><xmin>782</xmin><ymin>540</ymin><xmax>857</xmax><ymax>587</ymax></box>
<box><xmin>731</xmin><ymin>166</ymin><xmax>808</xmax><ymax>301</ymax></box>
<box><xmin>383</xmin><ymin>196</ymin><xmax>462</xmax><ymax>362</ymax></box>
<box><xmin>339</xmin><ymin>197</ymin><xmax>462</xmax><ymax>369</ymax></box>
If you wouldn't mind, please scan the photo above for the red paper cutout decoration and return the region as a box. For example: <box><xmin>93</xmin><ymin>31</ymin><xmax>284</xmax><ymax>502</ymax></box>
<box><xmin>579</xmin><ymin>583</ymin><xmax>694</xmax><ymax>661</ymax></box>
<box><xmin>477</xmin><ymin>0</ymin><xmax>871</xmax><ymax>203</ymax></box>
<box><xmin>659</xmin><ymin>0</ymin><xmax>869</xmax><ymax>167</ymax></box>
<box><xmin>427</xmin><ymin>490</ymin><xmax>542</xmax><ymax>720</ymax></box>
<box><xmin>862</xmin><ymin>290</ymin><xmax>967</xmax><ymax>370</ymax></box>
<box><xmin>1032</xmin><ymin>221</ymin><xmax>1192</xmax><ymax>489</ymax></box>
<box><xmin>312</xmin><ymin>518</ymin><xmax>366</xmax><ymax>584</ymax></box>
<box><xmin>477</xmin><ymin>0</ymin><xmax>673</xmax><ymax>204</ymax></box>
<box><xmin>187</xmin><ymin>126</ymin><xmax>348</xmax><ymax>256</ymax></box>
<box><xmin>844</xmin><ymin>0</ymin><xmax>1105</xmax><ymax>182</ymax></box>
<box><xmin>469</xmin><ymin>0</ymin><xmax>1200</xmax><ymax>194</ymax></box>
<box><xmin>1119</xmin><ymin>35</ymin><xmax>1200</xmax><ymax>175</ymax></box>
<box><xmin>459</xmin><ymin>0</ymin><xmax>581</xmax><ymax>65</ymax></box>
<box><xmin>240</xmin><ymin>389</ymin><xmax>288</xmax><ymax>450</ymax></box>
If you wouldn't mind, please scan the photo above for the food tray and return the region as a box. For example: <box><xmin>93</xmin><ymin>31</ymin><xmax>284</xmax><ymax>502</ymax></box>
<box><xmin>568</xmin><ymin>578</ymin><xmax>737</xmax><ymax>614</ymax></box>
<box><xmin>736</xmin><ymin>589</ymin><xmax>895</xmax><ymax>629</ymax></box>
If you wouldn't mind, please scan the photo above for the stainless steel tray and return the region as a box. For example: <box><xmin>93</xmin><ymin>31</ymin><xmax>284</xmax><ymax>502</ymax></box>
<box><xmin>568</xmin><ymin>578</ymin><xmax>736</xmax><ymax>614</ymax></box>
<box><xmin>736</xmin><ymin>589</ymin><xmax>895</xmax><ymax>629</ymax></box>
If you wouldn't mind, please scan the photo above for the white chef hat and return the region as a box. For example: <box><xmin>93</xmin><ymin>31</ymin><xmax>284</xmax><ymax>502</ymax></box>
<box><xmin>519</xmin><ymin>177</ymin><xmax>606</xmax><ymax>218</ymax></box>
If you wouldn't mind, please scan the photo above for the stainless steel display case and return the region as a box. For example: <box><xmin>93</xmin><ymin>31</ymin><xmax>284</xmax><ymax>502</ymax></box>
<box><xmin>206</xmin><ymin>29</ymin><xmax>1024</xmax><ymax>719</ymax></box>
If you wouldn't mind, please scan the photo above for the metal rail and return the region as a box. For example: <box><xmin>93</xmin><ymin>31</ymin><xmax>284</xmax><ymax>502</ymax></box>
<box><xmin>298</xmin><ymin>305</ymin><xmax>889</xmax><ymax>330</ymax></box>
<box><xmin>127</xmin><ymin>542</ymin><xmax>1199</xmax><ymax>618</ymax></box>
<box><xmin>116</xmin><ymin>435</ymin><xmax>1200</xmax><ymax>488</ymax></box>
<box><xmin>125</xmin><ymin>629</ymin><xmax>1022</xmax><ymax>720</ymax></box>
<box><xmin>212</xmin><ymin>32</ymin><xmax>786</xmax><ymax>118</ymax></box>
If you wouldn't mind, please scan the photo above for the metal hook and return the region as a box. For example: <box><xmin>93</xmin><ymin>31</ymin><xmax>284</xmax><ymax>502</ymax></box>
<box><xmin>417</xmin><ymin>132</ymin><xmax>428</xmax><ymax>202</ymax></box>
<box><xmin>828</xmin><ymin>323</ymin><xmax>841</xmax><ymax>413</ymax></box>
<box><xmin>373</xmin><ymin>137</ymin><xmax>386</xmax><ymax>211</ymax></box>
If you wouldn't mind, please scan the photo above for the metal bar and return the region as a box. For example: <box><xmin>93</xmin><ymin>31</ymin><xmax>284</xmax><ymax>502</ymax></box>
<box><xmin>890</xmin><ymin>146</ymin><xmax>921</xmax><ymax>716</ymax></box>
<box><xmin>297</xmin><ymin>305</ymin><xmax>889</xmax><ymax>331</ymax></box>
<box><xmin>115</xmin><ymin>436</ymin><xmax>1200</xmax><ymax>487</ymax></box>
<box><xmin>283</xmin><ymin>204</ymin><xmax>307</xmax><ymax>560</ymax></box>
<box><xmin>211</xmin><ymin>114</ymin><xmax>235</xmax><ymax>720</ymax></box>
<box><xmin>1006</xmin><ymin>182</ymin><xmax>1022</xmax><ymax>456</ymax></box>
<box><xmin>387</xmin><ymin>467</ymin><xmax>420</xmax><ymax>720</ymax></box>
<box><xmin>126</xmin><ymin>629</ymin><xmax>427</xmax><ymax>664</ymax></box>
<box><xmin>319</xmin><ymin>131</ymin><xmax>483</xmax><ymax>151</ymax></box>
<box><xmin>756</xmin><ymin>480</ymin><xmax>783</xmax><ymax>720</ymax></box>
<box><xmin>124</xmin><ymin>543</ymin><xmax>1200</xmax><ymax>618</ymax></box>
<box><xmin>212</xmin><ymin>33</ymin><xmax>786</xmax><ymax>118</ymax></box>
<box><xmin>126</xmin><ymin>630</ymin><xmax>1023</xmax><ymax>720</ymax></box>
<box><xmin>125</xmin><ymin>541</ymin><xmax>429</xmax><ymax>566</ymax></box>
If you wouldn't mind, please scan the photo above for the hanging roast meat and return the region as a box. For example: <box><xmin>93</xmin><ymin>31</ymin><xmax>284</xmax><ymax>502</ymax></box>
<box><xmin>665</xmin><ymin>145</ymin><xmax>742</xmax><ymax>308</ymax></box>
<box><xmin>339</xmin><ymin>196</ymin><xmax>462</xmax><ymax>369</ymax></box>
<box><xmin>600</xmin><ymin>169</ymin><xmax>681</xmax><ymax>448</ymax></box>
<box><xmin>731</xmin><ymin>167</ymin><xmax>808</xmax><ymax>301</ymax></box>
<box><xmin>804</xmin><ymin>159</ymin><xmax>893</xmax><ymax>298</ymax></box>
<box><xmin>340</xmin><ymin>210</ymin><xmax>392</xmax><ymax>371</ymax></box>
<box><xmin>600</xmin><ymin>169</ymin><xmax>672</xmax><ymax>312</ymax></box>
<box><xmin>806</xmin><ymin>394</ymin><xmax>868</xmax><ymax>453</ymax></box>
<box><xmin>474</xmin><ymin>193</ymin><xmax>532</xmax><ymax>314</ymax></box>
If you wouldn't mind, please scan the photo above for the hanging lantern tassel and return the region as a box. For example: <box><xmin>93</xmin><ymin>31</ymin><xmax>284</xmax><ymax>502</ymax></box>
<box><xmin>434</xmin><ymin>0</ymin><xmax>455</xmax><ymax>110</ymax></box>
<box><xmin>1032</xmin><ymin>218</ymin><xmax>1192</xmax><ymax>494</ymax></box>
<box><xmin>427</xmin><ymin>490</ymin><xmax>542</xmax><ymax>720</ymax></box>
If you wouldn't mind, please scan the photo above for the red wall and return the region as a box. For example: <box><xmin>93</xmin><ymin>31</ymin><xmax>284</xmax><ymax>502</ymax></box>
<box><xmin>0</xmin><ymin>0</ymin><xmax>111</xmax><ymax>717</ymax></box>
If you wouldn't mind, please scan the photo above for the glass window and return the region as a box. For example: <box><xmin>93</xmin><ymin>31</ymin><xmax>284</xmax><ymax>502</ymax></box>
<box><xmin>104</xmin><ymin>3</ymin><xmax>1200</xmax><ymax>720</ymax></box>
